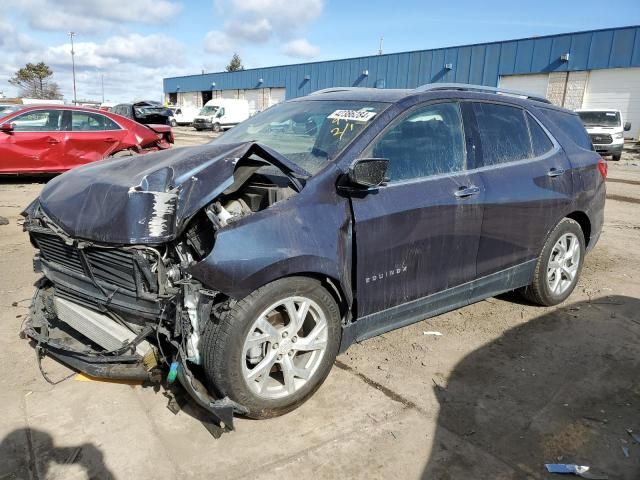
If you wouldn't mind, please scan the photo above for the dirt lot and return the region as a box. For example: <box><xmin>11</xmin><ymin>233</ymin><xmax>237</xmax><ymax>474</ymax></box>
<box><xmin>1</xmin><ymin>131</ymin><xmax>639</xmax><ymax>479</ymax></box>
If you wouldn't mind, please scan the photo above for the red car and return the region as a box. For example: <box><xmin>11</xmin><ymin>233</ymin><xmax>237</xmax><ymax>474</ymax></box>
<box><xmin>0</xmin><ymin>105</ymin><xmax>174</xmax><ymax>174</ymax></box>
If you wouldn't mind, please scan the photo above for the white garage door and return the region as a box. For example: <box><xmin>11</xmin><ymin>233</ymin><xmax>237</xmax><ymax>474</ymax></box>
<box><xmin>498</xmin><ymin>74</ymin><xmax>549</xmax><ymax>98</ymax></box>
<box><xmin>244</xmin><ymin>89</ymin><xmax>265</xmax><ymax>115</ymax></box>
<box><xmin>268</xmin><ymin>88</ymin><xmax>286</xmax><ymax>107</ymax></box>
<box><xmin>583</xmin><ymin>68</ymin><xmax>640</xmax><ymax>139</ymax></box>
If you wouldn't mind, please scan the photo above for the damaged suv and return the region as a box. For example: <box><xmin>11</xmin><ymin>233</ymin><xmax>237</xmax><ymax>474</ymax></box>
<box><xmin>22</xmin><ymin>84</ymin><xmax>605</xmax><ymax>432</ymax></box>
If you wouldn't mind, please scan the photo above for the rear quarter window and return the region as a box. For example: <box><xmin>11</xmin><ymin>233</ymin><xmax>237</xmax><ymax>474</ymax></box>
<box><xmin>536</xmin><ymin>108</ymin><xmax>592</xmax><ymax>151</ymax></box>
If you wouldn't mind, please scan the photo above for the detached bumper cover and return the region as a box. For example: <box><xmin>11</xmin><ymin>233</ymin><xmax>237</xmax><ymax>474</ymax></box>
<box><xmin>23</xmin><ymin>287</ymin><xmax>247</xmax><ymax>431</ymax></box>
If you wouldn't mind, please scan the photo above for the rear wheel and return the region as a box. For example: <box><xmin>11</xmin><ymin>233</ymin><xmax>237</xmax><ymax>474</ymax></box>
<box><xmin>201</xmin><ymin>277</ymin><xmax>341</xmax><ymax>419</ymax></box>
<box><xmin>521</xmin><ymin>218</ymin><xmax>585</xmax><ymax>306</ymax></box>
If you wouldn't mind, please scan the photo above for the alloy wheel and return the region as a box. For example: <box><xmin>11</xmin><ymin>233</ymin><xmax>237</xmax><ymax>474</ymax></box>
<box><xmin>241</xmin><ymin>296</ymin><xmax>328</xmax><ymax>399</ymax></box>
<box><xmin>546</xmin><ymin>232</ymin><xmax>581</xmax><ymax>296</ymax></box>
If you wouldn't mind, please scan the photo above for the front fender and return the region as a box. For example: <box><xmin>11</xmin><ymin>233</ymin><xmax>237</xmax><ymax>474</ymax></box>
<box><xmin>188</xmin><ymin>167</ymin><xmax>353</xmax><ymax>305</ymax></box>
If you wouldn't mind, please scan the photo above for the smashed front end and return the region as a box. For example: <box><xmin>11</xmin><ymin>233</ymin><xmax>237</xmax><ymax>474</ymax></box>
<box><xmin>20</xmin><ymin>142</ymin><xmax>307</xmax><ymax>433</ymax></box>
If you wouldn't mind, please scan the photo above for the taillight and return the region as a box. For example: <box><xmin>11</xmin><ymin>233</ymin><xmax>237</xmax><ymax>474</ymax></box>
<box><xmin>597</xmin><ymin>158</ymin><xmax>608</xmax><ymax>179</ymax></box>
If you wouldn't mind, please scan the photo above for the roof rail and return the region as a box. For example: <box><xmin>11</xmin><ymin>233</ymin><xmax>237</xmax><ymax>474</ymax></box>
<box><xmin>309</xmin><ymin>87</ymin><xmax>360</xmax><ymax>95</ymax></box>
<box><xmin>414</xmin><ymin>82</ymin><xmax>551</xmax><ymax>104</ymax></box>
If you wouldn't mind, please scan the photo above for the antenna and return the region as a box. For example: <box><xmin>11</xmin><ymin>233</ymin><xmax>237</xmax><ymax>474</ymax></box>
<box><xmin>378</xmin><ymin>36</ymin><xmax>384</xmax><ymax>55</ymax></box>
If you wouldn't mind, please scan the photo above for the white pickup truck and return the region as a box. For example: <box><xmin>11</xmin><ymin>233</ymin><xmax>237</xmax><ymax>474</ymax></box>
<box><xmin>575</xmin><ymin>109</ymin><xmax>631</xmax><ymax>161</ymax></box>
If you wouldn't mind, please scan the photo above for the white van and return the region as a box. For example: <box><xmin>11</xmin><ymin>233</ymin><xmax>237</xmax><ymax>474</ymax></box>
<box><xmin>576</xmin><ymin>109</ymin><xmax>631</xmax><ymax>161</ymax></box>
<box><xmin>168</xmin><ymin>105</ymin><xmax>199</xmax><ymax>126</ymax></box>
<box><xmin>193</xmin><ymin>99</ymin><xmax>250</xmax><ymax>132</ymax></box>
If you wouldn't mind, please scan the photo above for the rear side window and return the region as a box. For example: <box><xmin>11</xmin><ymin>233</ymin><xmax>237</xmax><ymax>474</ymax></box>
<box><xmin>371</xmin><ymin>102</ymin><xmax>466</xmax><ymax>182</ymax></box>
<box><xmin>71</xmin><ymin>112</ymin><xmax>121</xmax><ymax>131</ymax></box>
<box><xmin>473</xmin><ymin>103</ymin><xmax>531</xmax><ymax>166</ymax></box>
<box><xmin>526</xmin><ymin>113</ymin><xmax>554</xmax><ymax>157</ymax></box>
<box><xmin>538</xmin><ymin>109</ymin><xmax>592</xmax><ymax>150</ymax></box>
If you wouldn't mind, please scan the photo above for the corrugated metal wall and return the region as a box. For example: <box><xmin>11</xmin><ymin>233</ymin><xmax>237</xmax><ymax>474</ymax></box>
<box><xmin>164</xmin><ymin>26</ymin><xmax>640</xmax><ymax>99</ymax></box>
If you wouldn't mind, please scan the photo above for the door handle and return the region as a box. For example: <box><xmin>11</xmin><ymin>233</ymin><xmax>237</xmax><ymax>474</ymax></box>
<box><xmin>547</xmin><ymin>167</ymin><xmax>566</xmax><ymax>177</ymax></box>
<box><xmin>104</xmin><ymin>138</ymin><xmax>117</xmax><ymax>142</ymax></box>
<box><xmin>454</xmin><ymin>185</ymin><xmax>481</xmax><ymax>198</ymax></box>
<box><xmin>47</xmin><ymin>138</ymin><xmax>60</xmax><ymax>145</ymax></box>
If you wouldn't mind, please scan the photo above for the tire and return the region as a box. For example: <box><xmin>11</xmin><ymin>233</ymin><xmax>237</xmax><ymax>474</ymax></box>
<box><xmin>611</xmin><ymin>152</ymin><xmax>622</xmax><ymax>161</ymax></box>
<box><xmin>521</xmin><ymin>218</ymin><xmax>585</xmax><ymax>306</ymax></box>
<box><xmin>201</xmin><ymin>277</ymin><xmax>341</xmax><ymax>419</ymax></box>
<box><xmin>212</xmin><ymin>122</ymin><xmax>221</xmax><ymax>133</ymax></box>
<box><xmin>170</xmin><ymin>119</ymin><xmax>177</xmax><ymax>127</ymax></box>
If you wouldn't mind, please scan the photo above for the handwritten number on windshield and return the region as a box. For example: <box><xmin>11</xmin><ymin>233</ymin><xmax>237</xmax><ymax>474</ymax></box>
<box><xmin>331</xmin><ymin>118</ymin><xmax>354</xmax><ymax>140</ymax></box>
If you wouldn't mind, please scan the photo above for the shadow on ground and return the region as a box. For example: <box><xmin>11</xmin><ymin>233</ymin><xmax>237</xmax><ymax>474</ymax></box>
<box><xmin>0</xmin><ymin>427</ymin><xmax>114</xmax><ymax>479</ymax></box>
<box><xmin>422</xmin><ymin>296</ymin><xmax>640</xmax><ymax>479</ymax></box>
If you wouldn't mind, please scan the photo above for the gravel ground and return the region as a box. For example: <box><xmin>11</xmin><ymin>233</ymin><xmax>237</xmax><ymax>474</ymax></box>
<box><xmin>0</xmin><ymin>132</ymin><xmax>638</xmax><ymax>479</ymax></box>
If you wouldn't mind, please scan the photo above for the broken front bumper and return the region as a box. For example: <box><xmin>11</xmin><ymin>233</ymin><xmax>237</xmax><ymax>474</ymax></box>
<box><xmin>23</xmin><ymin>284</ymin><xmax>247</xmax><ymax>432</ymax></box>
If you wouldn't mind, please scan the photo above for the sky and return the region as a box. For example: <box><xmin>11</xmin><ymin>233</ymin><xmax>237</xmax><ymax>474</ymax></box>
<box><xmin>0</xmin><ymin>0</ymin><xmax>639</xmax><ymax>103</ymax></box>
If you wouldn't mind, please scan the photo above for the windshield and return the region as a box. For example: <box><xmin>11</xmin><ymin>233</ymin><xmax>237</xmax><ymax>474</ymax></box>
<box><xmin>200</xmin><ymin>106</ymin><xmax>219</xmax><ymax>115</ymax></box>
<box><xmin>213</xmin><ymin>100</ymin><xmax>389</xmax><ymax>174</ymax></box>
<box><xmin>577</xmin><ymin>111</ymin><xmax>620</xmax><ymax>127</ymax></box>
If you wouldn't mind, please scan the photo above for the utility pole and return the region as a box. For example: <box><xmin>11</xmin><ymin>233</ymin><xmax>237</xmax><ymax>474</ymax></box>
<box><xmin>378</xmin><ymin>36</ymin><xmax>384</xmax><ymax>55</ymax></box>
<box><xmin>101</xmin><ymin>74</ymin><xmax>104</xmax><ymax>103</ymax></box>
<box><xmin>69</xmin><ymin>32</ymin><xmax>77</xmax><ymax>105</ymax></box>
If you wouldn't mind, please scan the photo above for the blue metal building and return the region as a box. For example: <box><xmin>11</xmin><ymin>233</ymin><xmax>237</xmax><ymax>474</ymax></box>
<box><xmin>164</xmin><ymin>25</ymin><xmax>640</xmax><ymax>137</ymax></box>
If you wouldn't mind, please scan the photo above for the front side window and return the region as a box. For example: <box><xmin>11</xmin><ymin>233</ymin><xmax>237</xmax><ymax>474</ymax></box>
<box><xmin>11</xmin><ymin>110</ymin><xmax>64</xmax><ymax>132</ymax></box>
<box><xmin>71</xmin><ymin>111</ymin><xmax>121</xmax><ymax>131</ymax></box>
<box><xmin>370</xmin><ymin>102</ymin><xmax>466</xmax><ymax>182</ymax></box>
<box><xmin>214</xmin><ymin>100</ymin><xmax>389</xmax><ymax>174</ymax></box>
<box><xmin>473</xmin><ymin>103</ymin><xmax>532</xmax><ymax>166</ymax></box>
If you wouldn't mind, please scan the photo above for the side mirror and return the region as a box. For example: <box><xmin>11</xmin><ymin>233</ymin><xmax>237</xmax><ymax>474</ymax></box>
<box><xmin>1</xmin><ymin>123</ymin><xmax>14</xmax><ymax>134</ymax></box>
<box><xmin>624</xmin><ymin>121</ymin><xmax>631</xmax><ymax>132</ymax></box>
<box><xmin>348</xmin><ymin>158</ymin><xmax>389</xmax><ymax>188</ymax></box>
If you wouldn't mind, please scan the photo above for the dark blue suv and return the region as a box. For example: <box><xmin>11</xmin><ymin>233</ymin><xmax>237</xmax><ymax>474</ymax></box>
<box><xmin>23</xmin><ymin>83</ymin><xmax>606</xmax><ymax>431</ymax></box>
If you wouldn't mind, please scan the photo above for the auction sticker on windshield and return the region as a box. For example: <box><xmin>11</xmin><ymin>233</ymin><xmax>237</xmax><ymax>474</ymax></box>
<box><xmin>328</xmin><ymin>109</ymin><xmax>377</xmax><ymax>123</ymax></box>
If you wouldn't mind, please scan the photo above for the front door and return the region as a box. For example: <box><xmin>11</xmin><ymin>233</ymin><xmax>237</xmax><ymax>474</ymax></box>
<box><xmin>0</xmin><ymin>109</ymin><xmax>66</xmax><ymax>173</ymax></box>
<box><xmin>350</xmin><ymin>101</ymin><xmax>485</xmax><ymax>317</ymax></box>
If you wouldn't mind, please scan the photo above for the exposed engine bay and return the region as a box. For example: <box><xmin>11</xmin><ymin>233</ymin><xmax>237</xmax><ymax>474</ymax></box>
<box><xmin>21</xmin><ymin>146</ymin><xmax>304</xmax><ymax>434</ymax></box>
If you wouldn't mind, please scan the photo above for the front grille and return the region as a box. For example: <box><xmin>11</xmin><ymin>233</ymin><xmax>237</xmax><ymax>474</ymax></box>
<box><xmin>33</xmin><ymin>232</ymin><xmax>137</xmax><ymax>292</ymax></box>
<box><xmin>589</xmin><ymin>133</ymin><xmax>612</xmax><ymax>145</ymax></box>
<box><xmin>194</xmin><ymin>118</ymin><xmax>205</xmax><ymax>123</ymax></box>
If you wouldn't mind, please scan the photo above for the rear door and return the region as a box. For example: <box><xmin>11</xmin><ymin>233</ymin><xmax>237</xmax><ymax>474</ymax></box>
<box><xmin>0</xmin><ymin>109</ymin><xmax>67</xmax><ymax>173</ymax></box>
<box><xmin>350</xmin><ymin>101</ymin><xmax>485</xmax><ymax>317</ymax></box>
<box><xmin>64</xmin><ymin>111</ymin><xmax>127</xmax><ymax>167</ymax></box>
<box><xmin>468</xmin><ymin>101</ymin><xmax>573</xmax><ymax>277</ymax></box>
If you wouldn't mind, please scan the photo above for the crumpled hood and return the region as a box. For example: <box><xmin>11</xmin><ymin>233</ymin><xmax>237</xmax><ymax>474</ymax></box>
<box><xmin>31</xmin><ymin>142</ymin><xmax>308</xmax><ymax>245</ymax></box>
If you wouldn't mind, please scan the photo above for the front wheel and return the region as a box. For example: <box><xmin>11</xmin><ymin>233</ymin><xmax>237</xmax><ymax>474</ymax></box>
<box><xmin>201</xmin><ymin>277</ymin><xmax>341</xmax><ymax>419</ymax></box>
<box><xmin>521</xmin><ymin>218</ymin><xmax>585</xmax><ymax>306</ymax></box>
<box><xmin>212</xmin><ymin>122</ymin><xmax>221</xmax><ymax>133</ymax></box>
<box><xmin>611</xmin><ymin>152</ymin><xmax>622</xmax><ymax>161</ymax></box>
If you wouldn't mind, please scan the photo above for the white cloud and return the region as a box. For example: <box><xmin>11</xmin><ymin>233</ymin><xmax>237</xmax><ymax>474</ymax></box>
<box><xmin>203</xmin><ymin>31</ymin><xmax>234</xmax><ymax>54</ymax></box>
<box><xmin>17</xmin><ymin>0</ymin><xmax>181</xmax><ymax>33</ymax></box>
<box><xmin>224</xmin><ymin>18</ymin><xmax>272</xmax><ymax>43</ymax></box>
<box><xmin>231</xmin><ymin>0</ymin><xmax>323</xmax><ymax>29</ymax></box>
<box><xmin>202</xmin><ymin>0</ymin><xmax>323</xmax><ymax>59</ymax></box>
<box><xmin>282</xmin><ymin>38</ymin><xmax>320</xmax><ymax>59</ymax></box>
<box><xmin>0</xmin><ymin>20</ymin><xmax>37</xmax><ymax>54</ymax></box>
<box><xmin>38</xmin><ymin>33</ymin><xmax>185</xmax><ymax>70</ymax></box>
